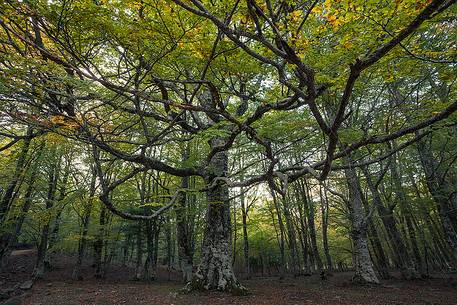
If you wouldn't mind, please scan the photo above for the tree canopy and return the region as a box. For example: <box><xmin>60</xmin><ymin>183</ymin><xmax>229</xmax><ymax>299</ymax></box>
<box><xmin>0</xmin><ymin>0</ymin><xmax>456</xmax><ymax>295</ymax></box>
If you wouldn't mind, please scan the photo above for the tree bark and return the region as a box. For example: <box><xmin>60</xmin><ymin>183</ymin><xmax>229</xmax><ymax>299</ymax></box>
<box><xmin>303</xmin><ymin>180</ymin><xmax>323</xmax><ymax>274</ymax></box>
<box><xmin>187</xmin><ymin>138</ymin><xmax>245</xmax><ymax>294</ymax></box>
<box><xmin>143</xmin><ymin>219</ymin><xmax>158</xmax><ymax>281</ymax></box>
<box><xmin>343</xmin><ymin>157</ymin><xmax>379</xmax><ymax>284</ymax></box>
<box><xmin>295</xmin><ymin>184</ymin><xmax>311</xmax><ymax>275</ymax></box>
<box><xmin>133</xmin><ymin>223</ymin><xmax>143</xmax><ymax>280</ymax></box>
<box><xmin>240</xmin><ymin>187</ymin><xmax>250</xmax><ymax>278</ymax></box>
<box><xmin>270</xmin><ymin>189</ymin><xmax>286</xmax><ymax>279</ymax></box>
<box><xmin>281</xmin><ymin>194</ymin><xmax>299</xmax><ymax>276</ymax></box>
<box><xmin>358</xmin><ymin>183</ymin><xmax>390</xmax><ymax>279</ymax></box>
<box><xmin>0</xmin><ymin>141</ymin><xmax>43</xmax><ymax>270</ymax></box>
<box><xmin>176</xmin><ymin>177</ymin><xmax>194</xmax><ymax>282</ymax></box>
<box><xmin>72</xmin><ymin>168</ymin><xmax>96</xmax><ymax>280</ymax></box>
<box><xmin>94</xmin><ymin>205</ymin><xmax>106</xmax><ymax>279</ymax></box>
<box><xmin>0</xmin><ymin>127</ymin><xmax>33</xmax><ymax>225</ymax></box>
<box><xmin>319</xmin><ymin>185</ymin><xmax>333</xmax><ymax>272</ymax></box>
<box><xmin>34</xmin><ymin>149</ymin><xmax>61</xmax><ymax>279</ymax></box>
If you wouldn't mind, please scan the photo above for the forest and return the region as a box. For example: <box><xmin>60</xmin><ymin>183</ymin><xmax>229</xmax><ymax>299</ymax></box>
<box><xmin>0</xmin><ymin>0</ymin><xmax>456</xmax><ymax>304</ymax></box>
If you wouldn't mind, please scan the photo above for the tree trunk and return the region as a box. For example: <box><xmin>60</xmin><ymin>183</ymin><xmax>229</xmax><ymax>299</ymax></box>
<box><xmin>72</xmin><ymin>168</ymin><xmax>96</xmax><ymax>280</ymax></box>
<box><xmin>176</xmin><ymin>176</ymin><xmax>194</xmax><ymax>282</ymax></box>
<box><xmin>0</xmin><ymin>141</ymin><xmax>43</xmax><ymax>270</ymax></box>
<box><xmin>187</xmin><ymin>138</ymin><xmax>245</xmax><ymax>294</ymax></box>
<box><xmin>343</xmin><ymin>157</ymin><xmax>379</xmax><ymax>285</ymax></box>
<box><xmin>34</xmin><ymin>149</ymin><xmax>61</xmax><ymax>279</ymax></box>
<box><xmin>0</xmin><ymin>127</ymin><xmax>33</xmax><ymax>225</ymax></box>
<box><xmin>134</xmin><ymin>223</ymin><xmax>143</xmax><ymax>280</ymax></box>
<box><xmin>319</xmin><ymin>185</ymin><xmax>333</xmax><ymax>272</ymax></box>
<box><xmin>143</xmin><ymin>219</ymin><xmax>157</xmax><ymax>281</ymax></box>
<box><xmin>122</xmin><ymin>233</ymin><xmax>131</xmax><ymax>266</ymax></box>
<box><xmin>358</xmin><ymin>186</ymin><xmax>390</xmax><ymax>279</ymax></box>
<box><xmin>271</xmin><ymin>189</ymin><xmax>286</xmax><ymax>279</ymax></box>
<box><xmin>281</xmin><ymin>194</ymin><xmax>299</xmax><ymax>276</ymax></box>
<box><xmin>303</xmin><ymin>180</ymin><xmax>323</xmax><ymax>274</ymax></box>
<box><xmin>240</xmin><ymin>187</ymin><xmax>250</xmax><ymax>278</ymax></box>
<box><xmin>94</xmin><ymin>205</ymin><xmax>106</xmax><ymax>279</ymax></box>
<box><xmin>295</xmin><ymin>185</ymin><xmax>311</xmax><ymax>275</ymax></box>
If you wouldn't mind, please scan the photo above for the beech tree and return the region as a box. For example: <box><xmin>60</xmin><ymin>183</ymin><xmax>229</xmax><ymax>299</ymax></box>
<box><xmin>0</xmin><ymin>0</ymin><xmax>456</xmax><ymax>294</ymax></box>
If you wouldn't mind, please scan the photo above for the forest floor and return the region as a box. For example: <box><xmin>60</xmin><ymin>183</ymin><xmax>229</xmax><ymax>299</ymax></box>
<box><xmin>1</xmin><ymin>250</ymin><xmax>457</xmax><ymax>305</ymax></box>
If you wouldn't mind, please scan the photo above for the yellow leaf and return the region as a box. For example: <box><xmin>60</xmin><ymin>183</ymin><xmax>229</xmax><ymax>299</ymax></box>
<box><xmin>290</xmin><ymin>10</ymin><xmax>302</xmax><ymax>22</ymax></box>
<box><xmin>311</xmin><ymin>6</ymin><xmax>322</xmax><ymax>14</ymax></box>
<box><xmin>324</xmin><ymin>0</ymin><xmax>332</xmax><ymax>10</ymax></box>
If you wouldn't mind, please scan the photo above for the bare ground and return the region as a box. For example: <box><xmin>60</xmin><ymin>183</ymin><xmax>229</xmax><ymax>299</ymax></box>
<box><xmin>1</xmin><ymin>250</ymin><xmax>457</xmax><ymax>305</ymax></box>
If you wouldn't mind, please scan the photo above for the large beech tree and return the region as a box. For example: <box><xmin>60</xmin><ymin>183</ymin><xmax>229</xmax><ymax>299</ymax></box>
<box><xmin>0</xmin><ymin>0</ymin><xmax>456</xmax><ymax>291</ymax></box>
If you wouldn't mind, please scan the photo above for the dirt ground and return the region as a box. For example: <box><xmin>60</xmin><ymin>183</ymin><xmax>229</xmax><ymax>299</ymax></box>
<box><xmin>1</xmin><ymin>250</ymin><xmax>457</xmax><ymax>305</ymax></box>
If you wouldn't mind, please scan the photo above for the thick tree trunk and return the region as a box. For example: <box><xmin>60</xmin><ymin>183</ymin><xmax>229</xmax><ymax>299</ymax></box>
<box><xmin>187</xmin><ymin>138</ymin><xmax>245</xmax><ymax>294</ymax></box>
<box><xmin>343</xmin><ymin>158</ymin><xmax>379</xmax><ymax>285</ymax></box>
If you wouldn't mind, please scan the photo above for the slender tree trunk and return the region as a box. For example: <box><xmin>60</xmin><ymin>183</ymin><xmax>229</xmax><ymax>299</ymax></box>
<box><xmin>134</xmin><ymin>224</ymin><xmax>143</xmax><ymax>280</ymax></box>
<box><xmin>408</xmin><ymin>171</ymin><xmax>455</xmax><ymax>267</ymax></box>
<box><xmin>303</xmin><ymin>180</ymin><xmax>323</xmax><ymax>274</ymax></box>
<box><xmin>296</xmin><ymin>186</ymin><xmax>311</xmax><ymax>275</ymax></box>
<box><xmin>94</xmin><ymin>206</ymin><xmax>106</xmax><ymax>279</ymax></box>
<box><xmin>0</xmin><ymin>142</ymin><xmax>43</xmax><ymax>270</ymax></box>
<box><xmin>417</xmin><ymin>134</ymin><xmax>457</xmax><ymax>262</ymax></box>
<box><xmin>319</xmin><ymin>185</ymin><xmax>333</xmax><ymax>272</ymax></box>
<box><xmin>34</xmin><ymin>150</ymin><xmax>61</xmax><ymax>279</ymax></box>
<box><xmin>166</xmin><ymin>218</ymin><xmax>172</xmax><ymax>280</ymax></box>
<box><xmin>72</xmin><ymin>168</ymin><xmax>96</xmax><ymax>280</ymax></box>
<box><xmin>390</xmin><ymin>148</ymin><xmax>426</xmax><ymax>277</ymax></box>
<box><xmin>143</xmin><ymin>219</ymin><xmax>157</xmax><ymax>281</ymax></box>
<box><xmin>232</xmin><ymin>192</ymin><xmax>238</xmax><ymax>266</ymax></box>
<box><xmin>362</xmin><ymin>166</ymin><xmax>419</xmax><ymax>279</ymax></box>
<box><xmin>0</xmin><ymin>127</ymin><xmax>33</xmax><ymax>225</ymax></box>
<box><xmin>281</xmin><ymin>194</ymin><xmax>299</xmax><ymax>276</ymax></box>
<box><xmin>122</xmin><ymin>233</ymin><xmax>131</xmax><ymax>266</ymax></box>
<box><xmin>240</xmin><ymin>187</ymin><xmax>250</xmax><ymax>279</ymax></box>
<box><xmin>176</xmin><ymin>174</ymin><xmax>194</xmax><ymax>282</ymax></box>
<box><xmin>271</xmin><ymin>189</ymin><xmax>286</xmax><ymax>279</ymax></box>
